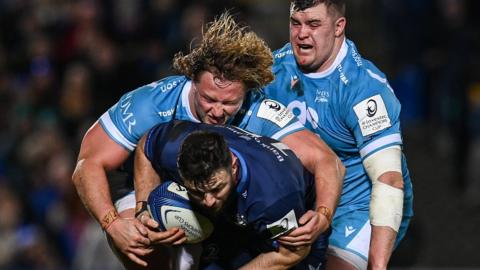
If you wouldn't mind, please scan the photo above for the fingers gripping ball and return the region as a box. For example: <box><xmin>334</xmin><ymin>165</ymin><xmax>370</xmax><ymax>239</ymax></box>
<box><xmin>148</xmin><ymin>181</ymin><xmax>214</xmax><ymax>244</ymax></box>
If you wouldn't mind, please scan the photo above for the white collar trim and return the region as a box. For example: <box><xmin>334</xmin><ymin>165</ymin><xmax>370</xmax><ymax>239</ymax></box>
<box><xmin>304</xmin><ymin>38</ymin><xmax>348</xmax><ymax>79</ymax></box>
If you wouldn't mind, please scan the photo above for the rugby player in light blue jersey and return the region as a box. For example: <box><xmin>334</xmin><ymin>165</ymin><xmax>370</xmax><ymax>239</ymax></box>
<box><xmin>263</xmin><ymin>1</ymin><xmax>413</xmax><ymax>269</ymax></box>
<box><xmin>72</xmin><ymin>12</ymin><xmax>344</xmax><ymax>270</ymax></box>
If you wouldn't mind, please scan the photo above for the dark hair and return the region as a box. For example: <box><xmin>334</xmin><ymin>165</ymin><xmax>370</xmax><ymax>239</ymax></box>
<box><xmin>177</xmin><ymin>130</ymin><xmax>232</xmax><ymax>188</ymax></box>
<box><xmin>291</xmin><ymin>0</ymin><xmax>346</xmax><ymax>17</ymax></box>
<box><xmin>173</xmin><ymin>11</ymin><xmax>274</xmax><ymax>90</ymax></box>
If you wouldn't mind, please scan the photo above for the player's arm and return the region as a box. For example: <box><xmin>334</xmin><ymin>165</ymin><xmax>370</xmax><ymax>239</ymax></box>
<box><xmin>134</xmin><ymin>132</ymin><xmax>187</xmax><ymax>246</ymax></box>
<box><xmin>72</xmin><ymin>121</ymin><xmax>152</xmax><ymax>266</ymax></box>
<box><xmin>240</xmin><ymin>244</ymin><xmax>310</xmax><ymax>270</ymax></box>
<box><xmin>363</xmin><ymin>146</ymin><xmax>404</xmax><ymax>270</ymax></box>
<box><xmin>279</xmin><ymin>129</ymin><xmax>345</xmax><ymax>244</ymax></box>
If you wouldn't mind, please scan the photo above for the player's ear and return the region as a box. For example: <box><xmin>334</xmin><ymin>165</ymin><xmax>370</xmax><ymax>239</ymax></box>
<box><xmin>230</xmin><ymin>152</ymin><xmax>238</xmax><ymax>175</ymax></box>
<box><xmin>334</xmin><ymin>16</ymin><xmax>346</xmax><ymax>37</ymax></box>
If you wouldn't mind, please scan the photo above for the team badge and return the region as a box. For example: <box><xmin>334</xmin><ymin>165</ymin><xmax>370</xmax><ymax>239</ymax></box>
<box><xmin>353</xmin><ymin>94</ymin><xmax>391</xmax><ymax>136</ymax></box>
<box><xmin>257</xmin><ymin>100</ymin><xmax>294</xmax><ymax>128</ymax></box>
<box><xmin>266</xmin><ymin>209</ymin><xmax>298</xmax><ymax>239</ymax></box>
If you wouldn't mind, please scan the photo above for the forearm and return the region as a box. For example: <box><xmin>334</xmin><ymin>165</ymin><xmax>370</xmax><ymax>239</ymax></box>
<box><xmin>313</xmin><ymin>154</ymin><xmax>344</xmax><ymax>217</ymax></box>
<box><xmin>280</xmin><ymin>130</ymin><xmax>344</xmax><ymax>221</ymax></box>
<box><xmin>368</xmin><ymin>226</ymin><xmax>397</xmax><ymax>270</ymax></box>
<box><xmin>134</xmin><ymin>135</ymin><xmax>161</xmax><ymax>202</ymax></box>
<box><xmin>72</xmin><ymin>159</ymin><xmax>115</xmax><ymax>224</ymax></box>
<box><xmin>239</xmin><ymin>245</ymin><xmax>310</xmax><ymax>270</ymax></box>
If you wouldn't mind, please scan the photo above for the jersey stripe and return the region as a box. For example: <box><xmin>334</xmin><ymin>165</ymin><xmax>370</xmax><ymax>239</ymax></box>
<box><xmin>271</xmin><ymin>121</ymin><xmax>304</xmax><ymax>140</ymax></box>
<box><xmin>100</xmin><ymin>111</ymin><xmax>136</xmax><ymax>151</ymax></box>
<box><xmin>366</xmin><ymin>69</ymin><xmax>394</xmax><ymax>92</ymax></box>
<box><xmin>359</xmin><ymin>133</ymin><xmax>402</xmax><ymax>158</ymax></box>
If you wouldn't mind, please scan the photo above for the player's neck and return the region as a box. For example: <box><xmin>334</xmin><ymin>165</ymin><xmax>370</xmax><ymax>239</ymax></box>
<box><xmin>316</xmin><ymin>36</ymin><xmax>345</xmax><ymax>73</ymax></box>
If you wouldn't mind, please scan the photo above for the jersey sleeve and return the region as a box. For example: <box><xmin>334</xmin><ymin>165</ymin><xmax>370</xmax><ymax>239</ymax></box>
<box><xmin>342</xmin><ymin>70</ymin><xmax>404</xmax><ymax>159</ymax></box>
<box><xmin>99</xmin><ymin>84</ymin><xmax>162</xmax><ymax>151</ymax></box>
<box><xmin>236</xmin><ymin>96</ymin><xmax>305</xmax><ymax>141</ymax></box>
<box><xmin>250</xmin><ymin>191</ymin><xmax>306</xmax><ymax>242</ymax></box>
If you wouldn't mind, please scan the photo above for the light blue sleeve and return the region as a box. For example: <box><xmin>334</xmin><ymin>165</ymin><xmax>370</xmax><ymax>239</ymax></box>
<box><xmin>343</xmin><ymin>70</ymin><xmax>404</xmax><ymax>159</ymax></box>
<box><xmin>99</xmin><ymin>85</ymin><xmax>165</xmax><ymax>151</ymax></box>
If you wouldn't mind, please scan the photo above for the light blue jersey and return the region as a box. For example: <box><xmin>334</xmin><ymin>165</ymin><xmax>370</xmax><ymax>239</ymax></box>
<box><xmin>264</xmin><ymin>39</ymin><xmax>413</xmax><ymax>266</ymax></box>
<box><xmin>99</xmin><ymin>75</ymin><xmax>304</xmax><ymax>152</ymax></box>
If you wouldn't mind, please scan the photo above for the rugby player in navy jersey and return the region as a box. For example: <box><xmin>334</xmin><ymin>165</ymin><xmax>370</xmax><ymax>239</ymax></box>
<box><xmin>72</xmin><ymin>12</ymin><xmax>344</xmax><ymax>270</ymax></box>
<box><xmin>263</xmin><ymin>1</ymin><xmax>414</xmax><ymax>269</ymax></box>
<box><xmin>134</xmin><ymin>120</ymin><xmax>328</xmax><ymax>270</ymax></box>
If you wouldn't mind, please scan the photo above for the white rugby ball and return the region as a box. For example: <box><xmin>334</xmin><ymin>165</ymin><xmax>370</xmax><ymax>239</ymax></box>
<box><xmin>147</xmin><ymin>181</ymin><xmax>214</xmax><ymax>244</ymax></box>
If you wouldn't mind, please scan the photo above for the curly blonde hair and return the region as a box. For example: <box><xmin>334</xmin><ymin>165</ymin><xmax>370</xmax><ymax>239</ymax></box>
<box><xmin>173</xmin><ymin>12</ymin><xmax>274</xmax><ymax>90</ymax></box>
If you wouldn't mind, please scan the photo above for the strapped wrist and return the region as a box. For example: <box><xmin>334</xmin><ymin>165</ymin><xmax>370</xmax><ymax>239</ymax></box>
<box><xmin>135</xmin><ymin>201</ymin><xmax>149</xmax><ymax>218</ymax></box>
<box><xmin>316</xmin><ymin>206</ymin><xmax>332</xmax><ymax>225</ymax></box>
<box><xmin>101</xmin><ymin>209</ymin><xmax>119</xmax><ymax>230</ymax></box>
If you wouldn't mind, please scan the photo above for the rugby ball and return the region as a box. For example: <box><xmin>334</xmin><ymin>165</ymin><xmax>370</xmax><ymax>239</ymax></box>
<box><xmin>147</xmin><ymin>181</ymin><xmax>214</xmax><ymax>244</ymax></box>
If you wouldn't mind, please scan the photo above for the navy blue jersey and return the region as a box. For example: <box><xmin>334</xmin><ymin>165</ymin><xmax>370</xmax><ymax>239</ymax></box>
<box><xmin>144</xmin><ymin>120</ymin><xmax>316</xmax><ymax>242</ymax></box>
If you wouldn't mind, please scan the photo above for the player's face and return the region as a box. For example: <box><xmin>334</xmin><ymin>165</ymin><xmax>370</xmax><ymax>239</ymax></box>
<box><xmin>184</xmin><ymin>168</ymin><xmax>235</xmax><ymax>214</ymax></box>
<box><xmin>193</xmin><ymin>71</ymin><xmax>246</xmax><ymax>125</ymax></box>
<box><xmin>289</xmin><ymin>3</ymin><xmax>344</xmax><ymax>73</ymax></box>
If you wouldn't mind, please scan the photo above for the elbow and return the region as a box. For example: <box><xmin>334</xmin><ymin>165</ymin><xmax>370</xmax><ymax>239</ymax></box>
<box><xmin>72</xmin><ymin>159</ymin><xmax>86</xmax><ymax>187</ymax></box>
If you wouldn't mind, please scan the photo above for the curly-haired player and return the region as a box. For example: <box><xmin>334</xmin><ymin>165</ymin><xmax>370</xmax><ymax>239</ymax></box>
<box><xmin>73</xmin><ymin>12</ymin><xmax>344</xmax><ymax>270</ymax></box>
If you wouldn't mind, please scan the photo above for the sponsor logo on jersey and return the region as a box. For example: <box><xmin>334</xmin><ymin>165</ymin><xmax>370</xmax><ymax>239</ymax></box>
<box><xmin>287</xmin><ymin>100</ymin><xmax>319</xmax><ymax>129</ymax></box>
<box><xmin>337</xmin><ymin>64</ymin><xmax>349</xmax><ymax>85</ymax></box>
<box><xmin>308</xmin><ymin>263</ymin><xmax>323</xmax><ymax>270</ymax></box>
<box><xmin>257</xmin><ymin>100</ymin><xmax>294</xmax><ymax>128</ymax></box>
<box><xmin>147</xmin><ymin>79</ymin><xmax>181</xmax><ymax>92</ymax></box>
<box><xmin>353</xmin><ymin>95</ymin><xmax>391</xmax><ymax>136</ymax></box>
<box><xmin>351</xmin><ymin>46</ymin><xmax>363</xmax><ymax>67</ymax></box>
<box><xmin>235</xmin><ymin>214</ymin><xmax>247</xmax><ymax>227</ymax></box>
<box><xmin>120</xmin><ymin>92</ymin><xmax>136</xmax><ymax>134</ymax></box>
<box><xmin>345</xmin><ymin>225</ymin><xmax>356</xmax><ymax>237</ymax></box>
<box><xmin>266</xmin><ymin>209</ymin><xmax>298</xmax><ymax>239</ymax></box>
<box><xmin>158</xmin><ymin>108</ymin><xmax>174</xmax><ymax>117</ymax></box>
<box><xmin>274</xmin><ymin>49</ymin><xmax>293</xmax><ymax>59</ymax></box>
<box><xmin>315</xmin><ymin>89</ymin><xmax>329</xmax><ymax>103</ymax></box>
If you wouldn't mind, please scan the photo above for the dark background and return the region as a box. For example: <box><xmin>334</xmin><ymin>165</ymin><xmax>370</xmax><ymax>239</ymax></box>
<box><xmin>0</xmin><ymin>0</ymin><xmax>479</xmax><ymax>269</ymax></box>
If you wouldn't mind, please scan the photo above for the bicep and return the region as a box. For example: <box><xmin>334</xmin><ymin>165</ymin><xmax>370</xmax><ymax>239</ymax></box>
<box><xmin>280</xmin><ymin>129</ymin><xmax>337</xmax><ymax>173</ymax></box>
<box><xmin>78</xmin><ymin>121</ymin><xmax>131</xmax><ymax>171</ymax></box>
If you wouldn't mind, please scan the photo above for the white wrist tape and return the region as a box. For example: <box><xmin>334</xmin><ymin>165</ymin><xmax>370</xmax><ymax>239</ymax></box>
<box><xmin>363</xmin><ymin>146</ymin><xmax>404</xmax><ymax>232</ymax></box>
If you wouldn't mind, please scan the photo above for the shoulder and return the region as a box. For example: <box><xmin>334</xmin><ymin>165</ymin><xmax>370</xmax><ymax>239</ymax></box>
<box><xmin>272</xmin><ymin>43</ymin><xmax>297</xmax><ymax>73</ymax></box>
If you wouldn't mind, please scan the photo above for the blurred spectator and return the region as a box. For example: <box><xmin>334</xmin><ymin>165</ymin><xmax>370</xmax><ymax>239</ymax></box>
<box><xmin>0</xmin><ymin>0</ymin><xmax>478</xmax><ymax>268</ymax></box>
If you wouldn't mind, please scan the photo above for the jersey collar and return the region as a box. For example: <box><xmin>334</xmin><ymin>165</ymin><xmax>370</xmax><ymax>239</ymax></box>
<box><xmin>181</xmin><ymin>80</ymin><xmax>200</xmax><ymax>122</ymax></box>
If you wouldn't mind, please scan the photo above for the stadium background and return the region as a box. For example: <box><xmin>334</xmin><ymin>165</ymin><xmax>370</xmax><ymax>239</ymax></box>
<box><xmin>0</xmin><ymin>0</ymin><xmax>479</xmax><ymax>269</ymax></box>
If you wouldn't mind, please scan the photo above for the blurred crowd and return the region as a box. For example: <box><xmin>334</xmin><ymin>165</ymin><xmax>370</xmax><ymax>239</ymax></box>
<box><xmin>0</xmin><ymin>0</ymin><xmax>478</xmax><ymax>269</ymax></box>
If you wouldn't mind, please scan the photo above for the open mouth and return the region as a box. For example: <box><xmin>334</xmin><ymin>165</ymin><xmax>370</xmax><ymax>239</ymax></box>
<box><xmin>298</xmin><ymin>44</ymin><xmax>313</xmax><ymax>51</ymax></box>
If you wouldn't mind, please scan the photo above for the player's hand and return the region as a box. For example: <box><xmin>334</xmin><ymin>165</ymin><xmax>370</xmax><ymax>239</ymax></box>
<box><xmin>137</xmin><ymin>211</ymin><xmax>187</xmax><ymax>245</ymax></box>
<box><xmin>105</xmin><ymin>217</ymin><xmax>154</xmax><ymax>267</ymax></box>
<box><xmin>277</xmin><ymin>210</ymin><xmax>328</xmax><ymax>247</ymax></box>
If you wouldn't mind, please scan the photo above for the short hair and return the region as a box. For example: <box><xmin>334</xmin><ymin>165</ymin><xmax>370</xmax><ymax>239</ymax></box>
<box><xmin>177</xmin><ymin>130</ymin><xmax>232</xmax><ymax>189</ymax></box>
<box><xmin>173</xmin><ymin>12</ymin><xmax>274</xmax><ymax>90</ymax></box>
<box><xmin>291</xmin><ymin>0</ymin><xmax>346</xmax><ymax>17</ymax></box>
